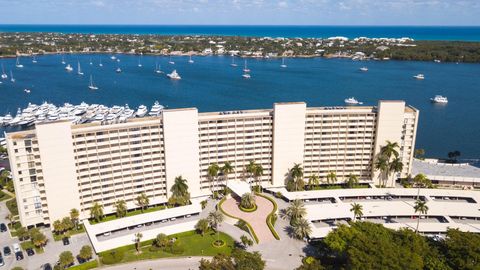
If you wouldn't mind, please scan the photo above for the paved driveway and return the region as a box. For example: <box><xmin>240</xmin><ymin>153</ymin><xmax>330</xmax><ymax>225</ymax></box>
<box><xmin>221</xmin><ymin>195</ymin><xmax>275</xmax><ymax>243</ymax></box>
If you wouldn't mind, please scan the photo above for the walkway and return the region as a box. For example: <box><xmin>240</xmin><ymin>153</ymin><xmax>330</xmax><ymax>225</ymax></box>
<box><xmin>221</xmin><ymin>195</ymin><xmax>276</xmax><ymax>243</ymax></box>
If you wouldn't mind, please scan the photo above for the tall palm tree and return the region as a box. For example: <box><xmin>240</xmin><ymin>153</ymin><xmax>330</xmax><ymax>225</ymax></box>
<box><xmin>283</xmin><ymin>199</ymin><xmax>306</xmax><ymax>223</ymax></box>
<box><xmin>346</xmin><ymin>174</ymin><xmax>359</xmax><ymax>188</ymax></box>
<box><xmin>70</xmin><ymin>208</ymin><xmax>80</xmax><ymax>229</ymax></box>
<box><xmin>374</xmin><ymin>156</ymin><xmax>389</xmax><ymax>187</ymax></box>
<box><xmin>381</xmin><ymin>140</ymin><xmax>400</xmax><ymax>159</ymax></box>
<box><xmin>246</xmin><ymin>160</ymin><xmax>257</xmax><ymax>188</ymax></box>
<box><xmin>376</xmin><ymin>141</ymin><xmax>403</xmax><ymax>187</ymax></box>
<box><xmin>350</xmin><ymin>203</ymin><xmax>363</xmax><ymax>221</ymax></box>
<box><xmin>135</xmin><ymin>193</ymin><xmax>149</xmax><ymax>212</ymax></box>
<box><xmin>134</xmin><ymin>232</ymin><xmax>143</xmax><ymax>253</ymax></box>
<box><xmin>221</xmin><ymin>161</ymin><xmax>234</xmax><ymax>188</ymax></box>
<box><xmin>207</xmin><ymin>163</ymin><xmax>220</xmax><ymax>192</ymax></box>
<box><xmin>253</xmin><ymin>163</ymin><xmax>264</xmax><ymax>189</ymax></box>
<box><xmin>171</xmin><ymin>176</ymin><xmax>190</xmax><ymax>205</ymax></box>
<box><xmin>414</xmin><ymin>200</ymin><xmax>429</xmax><ymax>233</ymax></box>
<box><xmin>308</xmin><ymin>174</ymin><xmax>320</xmax><ymax>190</ymax></box>
<box><xmin>114</xmin><ymin>200</ymin><xmax>127</xmax><ymax>218</ymax></box>
<box><xmin>207</xmin><ymin>210</ymin><xmax>224</xmax><ymax>242</ymax></box>
<box><xmin>389</xmin><ymin>157</ymin><xmax>404</xmax><ymax>186</ymax></box>
<box><xmin>89</xmin><ymin>202</ymin><xmax>103</xmax><ymax>222</ymax></box>
<box><xmin>326</xmin><ymin>171</ymin><xmax>337</xmax><ymax>186</ymax></box>
<box><xmin>290</xmin><ymin>164</ymin><xmax>304</xmax><ymax>191</ymax></box>
<box><xmin>291</xmin><ymin>218</ymin><xmax>312</xmax><ymax>239</ymax></box>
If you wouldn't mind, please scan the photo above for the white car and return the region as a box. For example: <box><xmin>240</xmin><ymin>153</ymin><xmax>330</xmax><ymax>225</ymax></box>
<box><xmin>12</xmin><ymin>243</ymin><xmax>21</xmax><ymax>253</ymax></box>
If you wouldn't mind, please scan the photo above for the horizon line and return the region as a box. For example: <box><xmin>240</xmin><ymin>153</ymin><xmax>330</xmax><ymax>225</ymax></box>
<box><xmin>1</xmin><ymin>24</ymin><xmax>480</xmax><ymax>27</ymax></box>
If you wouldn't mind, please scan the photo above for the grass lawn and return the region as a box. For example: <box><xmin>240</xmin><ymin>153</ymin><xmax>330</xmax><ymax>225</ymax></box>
<box><xmin>90</xmin><ymin>205</ymin><xmax>167</xmax><ymax>224</ymax></box>
<box><xmin>6</xmin><ymin>198</ymin><xmax>19</xmax><ymax>215</ymax></box>
<box><xmin>99</xmin><ymin>230</ymin><xmax>234</xmax><ymax>265</ymax></box>
<box><xmin>0</xmin><ymin>190</ymin><xmax>11</xmax><ymax>201</ymax></box>
<box><xmin>68</xmin><ymin>260</ymin><xmax>99</xmax><ymax>270</ymax></box>
<box><xmin>8</xmin><ymin>222</ymin><xmax>21</xmax><ymax>237</ymax></box>
<box><xmin>20</xmin><ymin>241</ymin><xmax>44</xmax><ymax>254</ymax></box>
<box><xmin>53</xmin><ymin>225</ymin><xmax>86</xmax><ymax>241</ymax></box>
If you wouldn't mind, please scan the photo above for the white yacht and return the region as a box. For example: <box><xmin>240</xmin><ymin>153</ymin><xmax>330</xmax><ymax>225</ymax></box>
<box><xmin>413</xmin><ymin>74</ymin><xmax>425</xmax><ymax>80</ymax></box>
<box><xmin>360</xmin><ymin>67</ymin><xmax>368</xmax><ymax>72</ymax></box>
<box><xmin>3</xmin><ymin>113</ymin><xmax>13</xmax><ymax>125</ymax></box>
<box><xmin>10</xmin><ymin>71</ymin><xmax>15</xmax><ymax>83</ymax></box>
<box><xmin>231</xmin><ymin>55</ymin><xmax>238</xmax><ymax>67</ymax></box>
<box><xmin>167</xmin><ymin>70</ymin><xmax>181</xmax><ymax>80</ymax></box>
<box><xmin>65</xmin><ymin>64</ymin><xmax>73</xmax><ymax>72</ymax></box>
<box><xmin>149</xmin><ymin>101</ymin><xmax>164</xmax><ymax>116</ymax></box>
<box><xmin>242</xmin><ymin>73</ymin><xmax>251</xmax><ymax>79</ymax></box>
<box><xmin>16</xmin><ymin>57</ymin><xmax>24</xmax><ymax>68</ymax></box>
<box><xmin>1</xmin><ymin>64</ymin><xmax>7</xmax><ymax>79</ymax></box>
<box><xmin>344</xmin><ymin>97</ymin><xmax>363</xmax><ymax>105</ymax></box>
<box><xmin>116</xmin><ymin>67</ymin><xmax>122</xmax><ymax>73</ymax></box>
<box><xmin>24</xmin><ymin>89</ymin><xmax>31</xmax><ymax>94</ymax></box>
<box><xmin>430</xmin><ymin>95</ymin><xmax>448</xmax><ymax>104</ymax></box>
<box><xmin>243</xmin><ymin>59</ymin><xmax>250</xmax><ymax>72</ymax></box>
<box><xmin>136</xmin><ymin>105</ymin><xmax>148</xmax><ymax>117</ymax></box>
<box><xmin>77</xmin><ymin>61</ymin><xmax>84</xmax><ymax>75</ymax></box>
<box><xmin>280</xmin><ymin>58</ymin><xmax>287</xmax><ymax>68</ymax></box>
<box><xmin>188</xmin><ymin>55</ymin><xmax>194</xmax><ymax>64</ymax></box>
<box><xmin>88</xmin><ymin>75</ymin><xmax>99</xmax><ymax>90</ymax></box>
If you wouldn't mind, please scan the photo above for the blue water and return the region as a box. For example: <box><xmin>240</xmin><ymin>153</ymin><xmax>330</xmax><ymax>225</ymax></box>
<box><xmin>1</xmin><ymin>25</ymin><xmax>480</xmax><ymax>41</ymax></box>
<box><xmin>0</xmin><ymin>54</ymin><xmax>479</xmax><ymax>159</ymax></box>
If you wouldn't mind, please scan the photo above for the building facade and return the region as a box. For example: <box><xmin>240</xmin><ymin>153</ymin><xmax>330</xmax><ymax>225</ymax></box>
<box><xmin>5</xmin><ymin>101</ymin><xmax>418</xmax><ymax>227</ymax></box>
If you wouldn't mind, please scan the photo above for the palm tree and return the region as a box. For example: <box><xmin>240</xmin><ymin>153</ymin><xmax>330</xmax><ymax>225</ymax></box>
<box><xmin>195</xmin><ymin>218</ymin><xmax>210</xmax><ymax>236</ymax></box>
<box><xmin>374</xmin><ymin>156</ymin><xmax>389</xmax><ymax>187</ymax></box>
<box><xmin>282</xmin><ymin>199</ymin><xmax>306</xmax><ymax>223</ymax></box>
<box><xmin>414</xmin><ymin>200</ymin><xmax>429</xmax><ymax>233</ymax></box>
<box><xmin>240</xmin><ymin>192</ymin><xmax>256</xmax><ymax>209</ymax></box>
<box><xmin>52</xmin><ymin>220</ymin><xmax>64</xmax><ymax>234</ymax></box>
<box><xmin>389</xmin><ymin>157</ymin><xmax>404</xmax><ymax>185</ymax></box>
<box><xmin>307</xmin><ymin>174</ymin><xmax>320</xmax><ymax>190</ymax></box>
<box><xmin>413</xmin><ymin>173</ymin><xmax>432</xmax><ymax>188</ymax></box>
<box><xmin>221</xmin><ymin>161</ymin><xmax>234</xmax><ymax>188</ymax></box>
<box><xmin>376</xmin><ymin>141</ymin><xmax>403</xmax><ymax>187</ymax></box>
<box><xmin>381</xmin><ymin>140</ymin><xmax>400</xmax><ymax>159</ymax></box>
<box><xmin>252</xmin><ymin>163</ymin><xmax>264</xmax><ymax>189</ymax></box>
<box><xmin>114</xmin><ymin>200</ymin><xmax>127</xmax><ymax>218</ymax></box>
<box><xmin>246</xmin><ymin>160</ymin><xmax>257</xmax><ymax>188</ymax></box>
<box><xmin>89</xmin><ymin>202</ymin><xmax>103</xmax><ymax>222</ymax></box>
<box><xmin>170</xmin><ymin>176</ymin><xmax>190</xmax><ymax>205</ymax></box>
<box><xmin>207</xmin><ymin>210</ymin><xmax>224</xmax><ymax>242</ymax></box>
<box><xmin>326</xmin><ymin>171</ymin><xmax>337</xmax><ymax>186</ymax></box>
<box><xmin>291</xmin><ymin>218</ymin><xmax>312</xmax><ymax>239</ymax></box>
<box><xmin>346</xmin><ymin>174</ymin><xmax>359</xmax><ymax>188</ymax></box>
<box><xmin>134</xmin><ymin>232</ymin><xmax>143</xmax><ymax>253</ymax></box>
<box><xmin>290</xmin><ymin>164</ymin><xmax>304</xmax><ymax>191</ymax></box>
<box><xmin>135</xmin><ymin>193</ymin><xmax>149</xmax><ymax>212</ymax></box>
<box><xmin>350</xmin><ymin>203</ymin><xmax>363</xmax><ymax>221</ymax></box>
<box><xmin>207</xmin><ymin>163</ymin><xmax>220</xmax><ymax>192</ymax></box>
<box><xmin>70</xmin><ymin>208</ymin><xmax>80</xmax><ymax>229</ymax></box>
<box><xmin>6</xmin><ymin>213</ymin><xmax>15</xmax><ymax>227</ymax></box>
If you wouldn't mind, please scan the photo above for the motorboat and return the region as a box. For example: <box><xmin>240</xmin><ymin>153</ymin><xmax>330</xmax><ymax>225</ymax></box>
<box><xmin>360</xmin><ymin>67</ymin><xmax>368</xmax><ymax>72</ymax></box>
<box><xmin>110</xmin><ymin>55</ymin><xmax>117</xmax><ymax>60</ymax></box>
<box><xmin>413</xmin><ymin>74</ymin><xmax>425</xmax><ymax>80</ymax></box>
<box><xmin>242</xmin><ymin>73</ymin><xmax>251</xmax><ymax>79</ymax></box>
<box><xmin>24</xmin><ymin>89</ymin><xmax>31</xmax><ymax>94</ymax></box>
<box><xmin>136</xmin><ymin>105</ymin><xmax>148</xmax><ymax>117</ymax></box>
<box><xmin>167</xmin><ymin>70</ymin><xmax>181</xmax><ymax>80</ymax></box>
<box><xmin>344</xmin><ymin>97</ymin><xmax>363</xmax><ymax>105</ymax></box>
<box><xmin>116</xmin><ymin>67</ymin><xmax>122</xmax><ymax>73</ymax></box>
<box><xmin>149</xmin><ymin>101</ymin><xmax>164</xmax><ymax>116</ymax></box>
<box><xmin>65</xmin><ymin>64</ymin><xmax>73</xmax><ymax>72</ymax></box>
<box><xmin>430</xmin><ymin>95</ymin><xmax>448</xmax><ymax>104</ymax></box>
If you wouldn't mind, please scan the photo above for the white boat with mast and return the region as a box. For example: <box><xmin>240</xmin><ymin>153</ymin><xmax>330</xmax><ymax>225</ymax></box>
<box><xmin>88</xmin><ymin>75</ymin><xmax>99</xmax><ymax>90</ymax></box>
<box><xmin>188</xmin><ymin>55</ymin><xmax>194</xmax><ymax>63</ymax></box>
<box><xmin>230</xmin><ymin>55</ymin><xmax>238</xmax><ymax>67</ymax></box>
<box><xmin>16</xmin><ymin>57</ymin><xmax>24</xmax><ymax>68</ymax></box>
<box><xmin>99</xmin><ymin>58</ymin><xmax>103</xmax><ymax>67</ymax></box>
<box><xmin>138</xmin><ymin>55</ymin><xmax>143</xmax><ymax>67</ymax></box>
<box><xmin>61</xmin><ymin>54</ymin><xmax>66</xmax><ymax>65</ymax></box>
<box><xmin>32</xmin><ymin>55</ymin><xmax>37</xmax><ymax>63</ymax></box>
<box><xmin>77</xmin><ymin>61</ymin><xmax>84</xmax><ymax>75</ymax></box>
<box><xmin>167</xmin><ymin>70</ymin><xmax>181</xmax><ymax>80</ymax></box>
<box><xmin>243</xmin><ymin>59</ymin><xmax>250</xmax><ymax>72</ymax></box>
<box><xmin>168</xmin><ymin>56</ymin><xmax>175</xmax><ymax>65</ymax></box>
<box><xmin>280</xmin><ymin>57</ymin><xmax>287</xmax><ymax>68</ymax></box>
<box><xmin>89</xmin><ymin>58</ymin><xmax>93</xmax><ymax>65</ymax></box>
<box><xmin>1</xmin><ymin>64</ymin><xmax>7</xmax><ymax>79</ymax></box>
<box><xmin>344</xmin><ymin>97</ymin><xmax>363</xmax><ymax>105</ymax></box>
<box><xmin>242</xmin><ymin>73</ymin><xmax>251</xmax><ymax>79</ymax></box>
<box><xmin>10</xmin><ymin>71</ymin><xmax>15</xmax><ymax>82</ymax></box>
<box><xmin>155</xmin><ymin>62</ymin><xmax>163</xmax><ymax>74</ymax></box>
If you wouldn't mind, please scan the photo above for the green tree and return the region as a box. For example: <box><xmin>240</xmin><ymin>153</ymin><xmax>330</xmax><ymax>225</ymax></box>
<box><xmin>252</xmin><ymin>163</ymin><xmax>264</xmax><ymax>189</ymax></box>
<box><xmin>232</xmin><ymin>248</ymin><xmax>266</xmax><ymax>270</ymax></box>
<box><xmin>170</xmin><ymin>175</ymin><xmax>190</xmax><ymax>206</ymax></box>
<box><xmin>414</xmin><ymin>200</ymin><xmax>429</xmax><ymax>233</ymax></box>
<box><xmin>375</xmin><ymin>141</ymin><xmax>403</xmax><ymax>187</ymax></box>
<box><xmin>78</xmin><ymin>245</ymin><xmax>93</xmax><ymax>261</ymax></box>
<box><xmin>207</xmin><ymin>163</ymin><xmax>220</xmax><ymax>192</ymax></box>
<box><xmin>114</xmin><ymin>200</ymin><xmax>127</xmax><ymax>218</ymax></box>
<box><xmin>221</xmin><ymin>161</ymin><xmax>234</xmax><ymax>187</ymax></box>
<box><xmin>240</xmin><ymin>235</ymin><xmax>253</xmax><ymax>247</ymax></box>
<box><xmin>307</xmin><ymin>174</ymin><xmax>320</xmax><ymax>190</ymax></box>
<box><xmin>346</xmin><ymin>174</ymin><xmax>359</xmax><ymax>188</ymax></box>
<box><xmin>135</xmin><ymin>193</ymin><xmax>149</xmax><ymax>212</ymax></box>
<box><xmin>291</xmin><ymin>218</ymin><xmax>311</xmax><ymax>239</ymax></box>
<box><xmin>282</xmin><ymin>199</ymin><xmax>306</xmax><ymax>223</ymax></box>
<box><xmin>52</xmin><ymin>219</ymin><xmax>64</xmax><ymax>234</ymax></box>
<box><xmin>70</xmin><ymin>208</ymin><xmax>80</xmax><ymax>229</ymax></box>
<box><xmin>208</xmin><ymin>210</ymin><xmax>224</xmax><ymax>242</ymax></box>
<box><xmin>290</xmin><ymin>163</ymin><xmax>304</xmax><ymax>191</ymax></box>
<box><xmin>195</xmin><ymin>218</ymin><xmax>210</xmax><ymax>236</ymax></box>
<box><xmin>134</xmin><ymin>232</ymin><xmax>143</xmax><ymax>253</ymax></box>
<box><xmin>414</xmin><ymin>148</ymin><xmax>425</xmax><ymax>160</ymax></box>
<box><xmin>17</xmin><ymin>226</ymin><xmax>29</xmax><ymax>241</ymax></box>
<box><xmin>11</xmin><ymin>267</ymin><xmax>24</xmax><ymax>270</ymax></box>
<box><xmin>447</xmin><ymin>150</ymin><xmax>461</xmax><ymax>163</ymax></box>
<box><xmin>58</xmin><ymin>251</ymin><xmax>74</xmax><ymax>269</ymax></box>
<box><xmin>240</xmin><ymin>192</ymin><xmax>256</xmax><ymax>209</ymax></box>
<box><xmin>413</xmin><ymin>173</ymin><xmax>432</xmax><ymax>188</ymax></box>
<box><xmin>61</xmin><ymin>217</ymin><xmax>74</xmax><ymax>231</ymax></box>
<box><xmin>29</xmin><ymin>227</ymin><xmax>48</xmax><ymax>248</ymax></box>
<box><xmin>350</xmin><ymin>203</ymin><xmax>363</xmax><ymax>221</ymax></box>
<box><xmin>199</xmin><ymin>254</ymin><xmax>235</xmax><ymax>270</ymax></box>
<box><xmin>245</xmin><ymin>160</ymin><xmax>257</xmax><ymax>189</ymax></box>
<box><xmin>443</xmin><ymin>229</ymin><xmax>480</xmax><ymax>270</ymax></box>
<box><xmin>326</xmin><ymin>171</ymin><xmax>337</xmax><ymax>186</ymax></box>
<box><xmin>154</xmin><ymin>233</ymin><xmax>169</xmax><ymax>248</ymax></box>
<box><xmin>89</xmin><ymin>202</ymin><xmax>104</xmax><ymax>222</ymax></box>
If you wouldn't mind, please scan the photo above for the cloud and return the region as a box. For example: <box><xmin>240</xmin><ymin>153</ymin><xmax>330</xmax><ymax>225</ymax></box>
<box><xmin>278</xmin><ymin>1</ymin><xmax>288</xmax><ymax>8</ymax></box>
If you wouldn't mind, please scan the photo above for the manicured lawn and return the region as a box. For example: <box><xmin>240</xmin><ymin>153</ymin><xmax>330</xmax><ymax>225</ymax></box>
<box><xmin>0</xmin><ymin>190</ymin><xmax>11</xmax><ymax>201</ymax></box>
<box><xmin>99</xmin><ymin>230</ymin><xmax>234</xmax><ymax>265</ymax></box>
<box><xmin>68</xmin><ymin>260</ymin><xmax>99</xmax><ymax>270</ymax></box>
<box><xmin>8</xmin><ymin>222</ymin><xmax>21</xmax><ymax>237</ymax></box>
<box><xmin>90</xmin><ymin>205</ymin><xmax>167</xmax><ymax>224</ymax></box>
<box><xmin>6</xmin><ymin>198</ymin><xmax>19</xmax><ymax>215</ymax></box>
<box><xmin>53</xmin><ymin>225</ymin><xmax>86</xmax><ymax>241</ymax></box>
<box><xmin>20</xmin><ymin>241</ymin><xmax>44</xmax><ymax>254</ymax></box>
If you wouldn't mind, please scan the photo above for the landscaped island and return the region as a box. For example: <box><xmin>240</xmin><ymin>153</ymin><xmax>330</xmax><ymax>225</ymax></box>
<box><xmin>1</xmin><ymin>32</ymin><xmax>480</xmax><ymax>62</ymax></box>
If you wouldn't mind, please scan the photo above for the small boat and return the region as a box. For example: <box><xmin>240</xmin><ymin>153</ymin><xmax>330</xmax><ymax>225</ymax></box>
<box><xmin>430</xmin><ymin>95</ymin><xmax>448</xmax><ymax>104</ymax></box>
<box><xmin>280</xmin><ymin>58</ymin><xmax>287</xmax><ymax>68</ymax></box>
<box><xmin>168</xmin><ymin>56</ymin><xmax>175</xmax><ymax>65</ymax></box>
<box><xmin>10</xmin><ymin>71</ymin><xmax>15</xmax><ymax>82</ymax></box>
<box><xmin>344</xmin><ymin>97</ymin><xmax>363</xmax><ymax>105</ymax></box>
<box><xmin>77</xmin><ymin>61</ymin><xmax>84</xmax><ymax>75</ymax></box>
<box><xmin>167</xmin><ymin>70</ymin><xmax>181</xmax><ymax>80</ymax></box>
<box><xmin>242</xmin><ymin>73</ymin><xmax>251</xmax><ymax>79</ymax></box>
<box><xmin>89</xmin><ymin>58</ymin><xmax>93</xmax><ymax>65</ymax></box>
<box><xmin>434</xmin><ymin>59</ymin><xmax>441</xmax><ymax>63</ymax></box>
<box><xmin>138</xmin><ymin>56</ymin><xmax>142</xmax><ymax>67</ymax></box>
<box><xmin>116</xmin><ymin>67</ymin><xmax>122</xmax><ymax>73</ymax></box>
<box><xmin>230</xmin><ymin>55</ymin><xmax>238</xmax><ymax>67</ymax></box>
<box><xmin>65</xmin><ymin>64</ymin><xmax>73</xmax><ymax>72</ymax></box>
<box><xmin>155</xmin><ymin>63</ymin><xmax>163</xmax><ymax>74</ymax></box>
<box><xmin>136</xmin><ymin>105</ymin><xmax>148</xmax><ymax>117</ymax></box>
<box><xmin>32</xmin><ymin>55</ymin><xmax>37</xmax><ymax>63</ymax></box>
<box><xmin>99</xmin><ymin>59</ymin><xmax>103</xmax><ymax>67</ymax></box>
<box><xmin>24</xmin><ymin>89</ymin><xmax>31</xmax><ymax>94</ymax></box>
<box><xmin>61</xmin><ymin>54</ymin><xmax>66</xmax><ymax>65</ymax></box>
<box><xmin>88</xmin><ymin>75</ymin><xmax>99</xmax><ymax>90</ymax></box>
<box><xmin>413</xmin><ymin>74</ymin><xmax>425</xmax><ymax>80</ymax></box>
<box><xmin>1</xmin><ymin>64</ymin><xmax>8</xmax><ymax>79</ymax></box>
<box><xmin>16</xmin><ymin>57</ymin><xmax>24</xmax><ymax>68</ymax></box>
<box><xmin>360</xmin><ymin>67</ymin><xmax>368</xmax><ymax>72</ymax></box>
<box><xmin>243</xmin><ymin>59</ymin><xmax>250</xmax><ymax>73</ymax></box>
<box><xmin>110</xmin><ymin>55</ymin><xmax>117</xmax><ymax>60</ymax></box>
<box><xmin>188</xmin><ymin>55</ymin><xmax>194</xmax><ymax>63</ymax></box>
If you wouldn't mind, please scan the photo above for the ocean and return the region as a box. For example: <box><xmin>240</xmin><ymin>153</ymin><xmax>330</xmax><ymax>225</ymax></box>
<box><xmin>1</xmin><ymin>25</ymin><xmax>480</xmax><ymax>41</ymax></box>
<box><xmin>0</xmin><ymin>54</ymin><xmax>479</xmax><ymax>160</ymax></box>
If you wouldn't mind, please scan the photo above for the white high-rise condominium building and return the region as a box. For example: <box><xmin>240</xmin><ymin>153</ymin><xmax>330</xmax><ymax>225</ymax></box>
<box><xmin>5</xmin><ymin>101</ymin><xmax>418</xmax><ymax>227</ymax></box>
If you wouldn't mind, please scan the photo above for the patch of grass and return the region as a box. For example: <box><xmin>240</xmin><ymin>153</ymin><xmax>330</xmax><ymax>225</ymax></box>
<box><xmin>20</xmin><ymin>241</ymin><xmax>44</xmax><ymax>254</ymax></box>
<box><xmin>99</xmin><ymin>230</ymin><xmax>234</xmax><ymax>265</ymax></box>
<box><xmin>0</xmin><ymin>190</ymin><xmax>11</xmax><ymax>201</ymax></box>
<box><xmin>6</xmin><ymin>198</ymin><xmax>19</xmax><ymax>215</ymax></box>
<box><xmin>90</xmin><ymin>205</ymin><xmax>167</xmax><ymax>224</ymax></box>
<box><xmin>68</xmin><ymin>260</ymin><xmax>99</xmax><ymax>270</ymax></box>
<box><xmin>239</xmin><ymin>204</ymin><xmax>257</xmax><ymax>212</ymax></box>
<box><xmin>8</xmin><ymin>222</ymin><xmax>21</xmax><ymax>237</ymax></box>
<box><xmin>53</xmin><ymin>225</ymin><xmax>86</xmax><ymax>241</ymax></box>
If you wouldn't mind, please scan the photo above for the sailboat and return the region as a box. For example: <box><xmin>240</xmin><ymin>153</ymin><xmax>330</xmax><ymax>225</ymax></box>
<box><xmin>61</xmin><ymin>54</ymin><xmax>66</xmax><ymax>65</ymax></box>
<box><xmin>280</xmin><ymin>57</ymin><xmax>287</xmax><ymax>68</ymax></box>
<box><xmin>89</xmin><ymin>58</ymin><xmax>93</xmax><ymax>65</ymax></box>
<box><xmin>88</xmin><ymin>75</ymin><xmax>98</xmax><ymax>90</ymax></box>
<box><xmin>168</xmin><ymin>56</ymin><xmax>175</xmax><ymax>65</ymax></box>
<box><xmin>99</xmin><ymin>58</ymin><xmax>103</xmax><ymax>67</ymax></box>
<box><xmin>138</xmin><ymin>56</ymin><xmax>143</xmax><ymax>67</ymax></box>
<box><xmin>243</xmin><ymin>59</ymin><xmax>250</xmax><ymax>72</ymax></box>
<box><xmin>32</xmin><ymin>55</ymin><xmax>37</xmax><ymax>64</ymax></box>
<box><xmin>188</xmin><ymin>55</ymin><xmax>194</xmax><ymax>63</ymax></box>
<box><xmin>1</xmin><ymin>64</ymin><xmax>7</xmax><ymax>79</ymax></box>
<box><xmin>16</xmin><ymin>57</ymin><xmax>24</xmax><ymax>68</ymax></box>
<box><xmin>10</xmin><ymin>71</ymin><xmax>15</xmax><ymax>83</ymax></box>
<box><xmin>230</xmin><ymin>55</ymin><xmax>238</xmax><ymax>67</ymax></box>
<box><xmin>155</xmin><ymin>62</ymin><xmax>163</xmax><ymax>74</ymax></box>
<box><xmin>77</xmin><ymin>61</ymin><xmax>84</xmax><ymax>75</ymax></box>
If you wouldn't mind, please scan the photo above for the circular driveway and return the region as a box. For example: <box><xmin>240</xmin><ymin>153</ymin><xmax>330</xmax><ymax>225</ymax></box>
<box><xmin>221</xmin><ymin>195</ymin><xmax>276</xmax><ymax>243</ymax></box>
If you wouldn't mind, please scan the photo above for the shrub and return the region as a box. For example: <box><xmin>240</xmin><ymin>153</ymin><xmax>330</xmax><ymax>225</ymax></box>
<box><xmin>235</xmin><ymin>220</ymin><xmax>249</xmax><ymax>233</ymax></box>
<box><xmin>275</xmin><ymin>191</ymin><xmax>283</xmax><ymax>198</ymax></box>
<box><xmin>100</xmin><ymin>250</ymin><xmax>125</xmax><ymax>265</ymax></box>
<box><xmin>271</xmin><ymin>213</ymin><xmax>278</xmax><ymax>226</ymax></box>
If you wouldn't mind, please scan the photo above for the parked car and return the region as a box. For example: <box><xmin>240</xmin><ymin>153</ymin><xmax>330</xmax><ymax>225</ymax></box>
<box><xmin>26</xmin><ymin>248</ymin><xmax>35</xmax><ymax>256</ymax></box>
<box><xmin>0</xmin><ymin>223</ymin><xmax>7</xmax><ymax>232</ymax></box>
<box><xmin>0</xmin><ymin>255</ymin><xmax>4</xmax><ymax>267</ymax></box>
<box><xmin>15</xmin><ymin>251</ymin><xmax>24</xmax><ymax>261</ymax></box>
<box><xmin>77</xmin><ymin>255</ymin><xmax>87</xmax><ymax>264</ymax></box>
<box><xmin>3</xmin><ymin>246</ymin><xmax>11</xmax><ymax>256</ymax></box>
<box><xmin>12</xmin><ymin>243</ymin><xmax>20</xmax><ymax>253</ymax></box>
<box><xmin>42</xmin><ymin>263</ymin><xmax>52</xmax><ymax>270</ymax></box>
<box><xmin>62</xmin><ymin>237</ymin><xmax>70</xmax><ymax>246</ymax></box>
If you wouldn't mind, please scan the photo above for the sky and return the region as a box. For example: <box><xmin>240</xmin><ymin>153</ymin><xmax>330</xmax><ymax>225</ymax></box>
<box><xmin>0</xmin><ymin>0</ymin><xmax>479</xmax><ymax>25</ymax></box>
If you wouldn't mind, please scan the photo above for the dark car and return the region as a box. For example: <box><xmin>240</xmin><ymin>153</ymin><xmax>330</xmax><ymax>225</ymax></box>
<box><xmin>77</xmin><ymin>255</ymin><xmax>87</xmax><ymax>264</ymax></box>
<box><xmin>0</xmin><ymin>223</ymin><xmax>7</xmax><ymax>232</ymax></box>
<box><xmin>42</xmin><ymin>263</ymin><xmax>52</xmax><ymax>270</ymax></box>
<box><xmin>0</xmin><ymin>255</ymin><xmax>4</xmax><ymax>267</ymax></box>
<box><xmin>15</xmin><ymin>251</ymin><xmax>24</xmax><ymax>261</ymax></box>
<box><xmin>26</xmin><ymin>248</ymin><xmax>35</xmax><ymax>256</ymax></box>
<box><xmin>3</xmin><ymin>246</ymin><xmax>11</xmax><ymax>256</ymax></box>
<box><xmin>62</xmin><ymin>237</ymin><xmax>70</xmax><ymax>245</ymax></box>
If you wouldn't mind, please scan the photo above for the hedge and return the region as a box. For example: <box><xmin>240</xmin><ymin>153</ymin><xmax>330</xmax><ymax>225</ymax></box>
<box><xmin>218</xmin><ymin>197</ymin><xmax>259</xmax><ymax>244</ymax></box>
<box><xmin>239</xmin><ymin>204</ymin><xmax>257</xmax><ymax>213</ymax></box>
<box><xmin>255</xmin><ymin>193</ymin><xmax>280</xmax><ymax>240</ymax></box>
<box><xmin>68</xmin><ymin>260</ymin><xmax>99</xmax><ymax>270</ymax></box>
